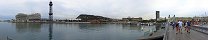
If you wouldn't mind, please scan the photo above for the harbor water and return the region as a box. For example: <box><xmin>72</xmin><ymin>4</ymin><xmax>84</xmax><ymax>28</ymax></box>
<box><xmin>0</xmin><ymin>22</ymin><xmax>160</xmax><ymax>40</ymax></box>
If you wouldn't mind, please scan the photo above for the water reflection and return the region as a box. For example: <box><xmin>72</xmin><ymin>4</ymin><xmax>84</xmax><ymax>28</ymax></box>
<box><xmin>49</xmin><ymin>23</ymin><xmax>53</xmax><ymax>40</ymax></box>
<box><xmin>15</xmin><ymin>23</ymin><xmax>41</xmax><ymax>33</ymax></box>
<box><xmin>6</xmin><ymin>23</ymin><xmax>159</xmax><ymax>40</ymax></box>
<box><xmin>122</xmin><ymin>24</ymin><xmax>141</xmax><ymax>31</ymax></box>
<box><xmin>15</xmin><ymin>23</ymin><xmax>53</xmax><ymax>40</ymax></box>
<box><xmin>78</xmin><ymin>24</ymin><xmax>105</xmax><ymax>32</ymax></box>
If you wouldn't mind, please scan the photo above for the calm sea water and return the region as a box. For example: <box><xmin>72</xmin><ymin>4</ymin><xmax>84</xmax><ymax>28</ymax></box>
<box><xmin>0</xmin><ymin>22</ymin><xmax>157</xmax><ymax>40</ymax></box>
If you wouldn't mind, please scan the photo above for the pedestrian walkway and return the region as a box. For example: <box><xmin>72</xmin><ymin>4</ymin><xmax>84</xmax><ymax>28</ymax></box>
<box><xmin>167</xmin><ymin>26</ymin><xmax>208</xmax><ymax>40</ymax></box>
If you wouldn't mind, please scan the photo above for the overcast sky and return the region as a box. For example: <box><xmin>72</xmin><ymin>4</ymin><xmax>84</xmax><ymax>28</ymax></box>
<box><xmin>1</xmin><ymin>0</ymin><xmax>208</xmax><ymax>20</ymax></box>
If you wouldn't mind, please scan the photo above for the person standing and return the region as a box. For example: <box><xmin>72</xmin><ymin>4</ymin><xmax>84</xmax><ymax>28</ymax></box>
<box><xmin>176</xmin><ymin>21</ymin><xmax>179</xmax><ymax>34</ymax></box>
<box><xmin>186</xmin><ymin>21</ymin><xmax>191</xmax><ymax>33</ymax></box>
<box><xmin>170</xmin><ymin>22</ymin><xmax>175</xmax><ymax>30</ymax></box>
<box><xmin>183</xmin><ymin>20</ymin><xmax>186</xmax><ymax>31</ymax></box>
<box><xmin>178</xmin><ymin>21</ymin><xmax>183</xmax><ymax>34</ymax></box>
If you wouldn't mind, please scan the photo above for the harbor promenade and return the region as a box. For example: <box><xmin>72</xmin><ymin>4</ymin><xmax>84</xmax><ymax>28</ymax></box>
<box><xmin>165</xmin><ymin>25</ymin><xmax>208</xmax><ymax>40</ymax></box>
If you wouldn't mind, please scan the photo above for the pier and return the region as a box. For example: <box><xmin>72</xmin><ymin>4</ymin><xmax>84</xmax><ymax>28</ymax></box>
<box><xmin>139</xmin><ymin>23</ymin><xmax>208</xmax><ymax>40</ymax></box>
<box><xmin>163</xmin><ymin>25</ymin><xmax>208</xmax><ymax>40</ymax></box>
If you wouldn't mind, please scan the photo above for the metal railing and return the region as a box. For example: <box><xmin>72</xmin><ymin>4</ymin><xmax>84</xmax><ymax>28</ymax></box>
<box><xmin>163</xmin><ymin>23</ymin><xmax>169</xmax><ymax>40</ymax></box>
<box><xmin>191</xmin><ymin>26</ymin><xmax>208</xmax><ymax>35</ymax></box>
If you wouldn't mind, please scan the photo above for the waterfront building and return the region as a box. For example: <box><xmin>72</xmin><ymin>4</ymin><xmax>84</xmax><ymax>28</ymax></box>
<box><xmin>28</xmin><ymin>13</ymin><xmax>41</xmax><ymax>22</ymax></box>
<box><xmin>156</xmin><ymin>11</ymin><xmax>160</xmax><ymax>21</ymax></box>
<box><xmin>55</xmin><ymin>19</ymin><xmax>82</xmax><ymax>22</ymax></box>
<box><xmin>168</xmin><ymin>15</ymin><xmax>170</xmax><ymax>18</ymax></box>
<box><xmin>168</xmin><ymin>15</ymin><xmax>207</xmax><ymax>22</ymax></box>
<box><xmin>193</xmin><ymin>16</ymin><xmax>208</xmax><ymax>22</ymax></box>
<box><xmin>173</xmin><ymin>17</ymin><xmax>193</xmax><ymax>22</ymax></box>
<box><xmin>122</xmin><ymin>17</ymin><xmax>143</xmax><ymax>22</ymax></box>
<box><xmin>15</xmin><ymin>13</ymin><xmax>41</xmax><ymax>22</ymax></box>
<box><xmin>15</xmin><ymin>13</ymin><xmax>28</xmax><ymax>22</ymax></box>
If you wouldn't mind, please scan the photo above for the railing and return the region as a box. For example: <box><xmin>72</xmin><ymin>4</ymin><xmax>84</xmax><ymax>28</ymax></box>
<box><xmin>191</xmin><ymin>26</ymin><xmax>208</xmax><ymax>35</ymax></box>
<box><xmin>163</xmin><ymin>23</ymin><xmax>169</xmax><ymax>40</ymax></box>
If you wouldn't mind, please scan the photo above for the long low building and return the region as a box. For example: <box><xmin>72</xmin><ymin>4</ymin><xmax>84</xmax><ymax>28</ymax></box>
<box><xmin>122</xmin><ymin>17</ymin><xmax>142</xmax><ymax>21</ymax></box>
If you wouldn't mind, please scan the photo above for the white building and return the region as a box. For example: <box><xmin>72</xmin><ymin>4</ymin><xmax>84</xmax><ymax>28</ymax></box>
<box><xmin>15</xmin><ymin>13</ymin><xmax>41</xmax><ymax>22</ymax></box>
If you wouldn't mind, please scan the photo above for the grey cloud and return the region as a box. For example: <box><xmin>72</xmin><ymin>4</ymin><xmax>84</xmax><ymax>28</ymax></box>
<box><xmin>1</xmin><ymin>0</ymin><xmax>208</xmax><ymax>20</ymax></box>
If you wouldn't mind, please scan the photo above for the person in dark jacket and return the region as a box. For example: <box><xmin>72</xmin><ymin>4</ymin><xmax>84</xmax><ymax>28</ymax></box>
<box><xmin>186</xmin><ymin>21</ymin><xmax>191</xmax><ymax>33</ymax></box>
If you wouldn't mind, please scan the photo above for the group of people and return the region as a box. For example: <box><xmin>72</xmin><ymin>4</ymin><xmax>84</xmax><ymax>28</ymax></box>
<box><xmin>170</xmin><ymin>20</ymin><xmax>191</xmax><ymax>34</ymax></box>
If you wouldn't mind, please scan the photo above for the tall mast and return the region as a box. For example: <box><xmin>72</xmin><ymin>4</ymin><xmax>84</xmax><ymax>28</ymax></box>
<box><xmin>49</xmin><ymin>0</ymin><xmax>53</xmax><ymax>21</ymax></box>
